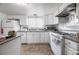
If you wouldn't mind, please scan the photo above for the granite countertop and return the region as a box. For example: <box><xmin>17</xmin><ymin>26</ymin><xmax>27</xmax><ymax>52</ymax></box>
<box><xmin>0</xmin><ymin>35</ymin><xmax>22</xmax><ymax>45</ymax></box>
<box><xmin>65</xmin><ymin>38</ymin><xmax>79</xmax><ymax>43</ymax></box>
<box><xmin>64</xmin><ymin>35</ymin><xmax>79</xmax><ymax>43</ymax></box>
<box><xmin>17</xmin><ymin>30</ymin><xmax>52</xmax><ymax>32</ymax></box>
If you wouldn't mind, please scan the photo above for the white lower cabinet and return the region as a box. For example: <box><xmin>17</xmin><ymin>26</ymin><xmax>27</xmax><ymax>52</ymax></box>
<box><xmin>27</xmin><ymin>32</ymin><xmax>42</xmax><ymax>43</ymax></box>
<box><xmin>65</xmin><ymin>39</ymin><xmax>79</xmax><ymax>55</ymax></box>
<box><xmin>33</xmin><ymin>32</ymin><xmax>40</xmax><ymax>43</ymax></box>
<box><xmin>26</xmin><ymin>32</ymin><xmax>49</xmax><ymax>43</ymax></box>
<box><xmin>40</xmin><ymin>32</ymin><xmax>49</xmax><ymax>43</ymax></box>
<box><xmin>44</xmin><ymin>32</ymin><xmax>50</xmax><ymax>43</ymax></box>
<box><xmin>40</xmin><ymin>32</ymin><xmax>45</xmax><ymax>43</ymax></box>
<box><xmin>26</xmin><ymin>32</ymin><xmax>34</xmax><ymax>43</ymax></box>
<box><xmin>65</xmin><ymin>46</ymin><xmax>78</xmax><ymax>55</ymax></box>
<box><xmin>20</xmin><ymin>32</ymin><xmax>27</xmax><ymax>43</ymax></box>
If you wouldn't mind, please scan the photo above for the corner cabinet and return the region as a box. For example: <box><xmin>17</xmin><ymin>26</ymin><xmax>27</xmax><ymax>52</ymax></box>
<box><xmin>44</xmin><ymin>15</ymin><xmax>58</xmax><ymax>25</ymax></box>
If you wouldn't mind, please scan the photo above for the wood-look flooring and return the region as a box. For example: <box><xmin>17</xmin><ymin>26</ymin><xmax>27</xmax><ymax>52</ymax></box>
<box><xmin>21</xmin><ymin>44</ymin><xmax>53</xmax><ymax>55</ymax></box>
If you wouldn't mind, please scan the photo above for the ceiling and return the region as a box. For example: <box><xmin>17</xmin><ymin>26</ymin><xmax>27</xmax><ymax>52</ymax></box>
<box><xmin>0</xmin><ymin>3</ymin><xmax>62</xmax><ymax>16</ymax></box>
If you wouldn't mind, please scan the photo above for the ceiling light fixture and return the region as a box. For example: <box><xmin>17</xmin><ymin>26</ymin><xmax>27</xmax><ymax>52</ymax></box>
<box><xmin>15</xmin><ymin>3</ymin><xmax>29</xmax><ymax>6</ymax></box>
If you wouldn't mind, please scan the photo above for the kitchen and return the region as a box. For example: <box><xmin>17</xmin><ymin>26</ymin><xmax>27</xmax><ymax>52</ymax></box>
<box><xmin>0</xmin><ymin>3</ymin><xmax>79</xmax><ymax>55</ymax></box>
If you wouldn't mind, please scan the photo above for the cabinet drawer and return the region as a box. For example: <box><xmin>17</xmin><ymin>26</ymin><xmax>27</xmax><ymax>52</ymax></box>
<box><xmin>65</xmin><ymin>39</ymin><xmax>79</xmax><ymax>51</ymax></box>
<box><xmin>65</xmin><ymin>45</ymin><xmax>78</xmax><ymax>55</ymax></box>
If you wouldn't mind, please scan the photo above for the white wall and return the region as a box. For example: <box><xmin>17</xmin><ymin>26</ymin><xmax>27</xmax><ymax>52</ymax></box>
<box><xmin>0</xmin><ymin>12</ymin><xmax>7</xmax><ymax>27</ymax></box>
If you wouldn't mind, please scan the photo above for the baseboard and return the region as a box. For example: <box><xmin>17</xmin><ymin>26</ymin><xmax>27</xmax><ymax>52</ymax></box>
<box><xmin>21</xmin><ymin>43</ymin><xmax>49</xmax><ymax>45</ymax></box>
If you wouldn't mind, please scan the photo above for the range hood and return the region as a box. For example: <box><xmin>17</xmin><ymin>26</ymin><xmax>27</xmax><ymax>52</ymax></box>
<box><xmin>65</xmin><ymin>15</ymin><xmax>79</xmax><ymax>27</ymax></box>
<box><xmin>58</xmin><ymin>12</ymin><xmax>79</xmax><ymax>32</ymax></box>
<box><xmin>57</xmin><ymin>3</ymin><xmax>79</xmax><ymax>32</ymax></box>
<box><xmin>58</xmin><ymin>16</ymin><xmax>79</xmax><ymax>32</ymax></box>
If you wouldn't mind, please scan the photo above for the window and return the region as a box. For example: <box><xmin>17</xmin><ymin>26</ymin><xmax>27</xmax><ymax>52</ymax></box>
<box><xmin>28</xmin><ymin>17</ymin><xmax>44</xmax><ymax>29</ymax></box>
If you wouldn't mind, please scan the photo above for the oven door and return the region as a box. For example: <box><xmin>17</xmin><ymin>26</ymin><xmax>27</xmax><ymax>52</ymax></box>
<box><xmin>49</xmin><ymin>32</ymin><xmax>63</xmax><ymax>55</ymax></box>
<box><xmin>53</xmin><ymin>38</ymin><xmax>62</xmax><ymax>55</ymax></box>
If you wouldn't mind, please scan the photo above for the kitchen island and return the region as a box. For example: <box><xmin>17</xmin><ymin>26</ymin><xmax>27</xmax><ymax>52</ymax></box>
<box><xmin>0</xmin><ymin>35</ymin><xmax>22</xmax><ymax>55</ymax></box>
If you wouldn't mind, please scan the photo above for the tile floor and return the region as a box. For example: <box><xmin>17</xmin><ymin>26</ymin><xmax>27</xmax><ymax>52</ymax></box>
<box><xmin>21</xmin><ymin>44</ymin><xmax>53</xmax><ymax>55</ymax></box>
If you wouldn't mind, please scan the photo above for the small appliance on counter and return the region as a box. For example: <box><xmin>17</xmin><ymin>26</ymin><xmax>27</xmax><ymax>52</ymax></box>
<box><xmin>8</xmin><ymin>31</ymin><xmax>16</xmax><ymax>37</ymax></box>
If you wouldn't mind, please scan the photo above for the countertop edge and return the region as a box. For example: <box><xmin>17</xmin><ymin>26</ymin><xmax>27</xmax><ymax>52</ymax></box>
<box><xmin>64</xmin><ymin>37</ymin><xmax>79</xmax><ymax>43</ymax></box>
<box><xmin>17</xmin><ymin>30</ymin><xmax>53</xmax><ymax>32</ymax></box>
<box><xmin>0</xmin><ymin>35</ymin><xmax>23</xmax><ymax>45</ymax></box>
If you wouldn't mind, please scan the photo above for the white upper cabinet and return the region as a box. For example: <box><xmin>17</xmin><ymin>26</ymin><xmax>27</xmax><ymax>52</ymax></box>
<box><xmin>28</xmin><ymin>17</ymin><xmax>44</xmax><ymax>29</ymax></box>
<box><xmin>20</xmin><ymin>16</ymin><xmax>27</xmax><ymax>25</ymax></box>
<box><xmin>44</xmin><ymin>14</ymin><xmax>58</xmax><ymax>25</ymax></box>
<box><xmin>7</xmin><ymin>15</ymin><xmax>27</xmax><ymax>25</ymax></box>
<box><xmin>2</xmin><ymin>20</ymin><xmax>20</xmax><ymax>30</ymax></box>
<box><xmin>2</xmin><ymin>20</ymin><xmax>15</xmax><ymax>27</ymax></box>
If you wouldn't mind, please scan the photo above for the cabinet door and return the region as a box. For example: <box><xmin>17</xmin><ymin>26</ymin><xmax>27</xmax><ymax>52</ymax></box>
<box><xmin>26</xmin><ymin>32</ymin><xmax>34</xmax><ymax>43</ymax></box>
<box><xmin>44</xmin><ymin>16</ymin><xmax>48</xmax><ymax>25</ymax></box>
<box><xmin>33</xmin><ymin>32</ymin><xmax>40</xmax><ymax>43</ymax></box>
<box><xmin>21</xmin><ymin>32</ymin><xmax>27</xmax><ymax>43</ymax></box>
<box><xmin>53</xmin><ymin>17</ymin><xmax>58</xmax><ymax>24</ymax></box>
<box><xmin>65</xmin><ymin>39</ymin><xmax>79</xmax><ymax>51</ymax></box>
<box><xmin>65</xmin><ymin>45</ymin><xmax>78</xmax><ymax>55</ymax></box>
<box><xmin>8</xmin><ymin>15</ymin><xmax>27</xmax><ymax>25</ymax></box>
<box><xmin>44</xmin><ymin>32</ymin><xmax>50</xmax><ymax>43</ymax></box>
<box><xmin>48</xmin><ymin>15</ymin><xmax>54</xmax><ymax>25</ymax></box>
<box><xmin>20</xmin><ymin>16</ymin><xmax>27</xmax><ymax>25</ymax></box>
<box><xmin>2</xmin><ymin>20</ymin><xmax>13</xmax><ymax>27</ymax></box>
<box><xmin>44</xmin><ymin>15</ymin><xmax>58</xmax><ymax>25</ymax></box>
<box><xmin>40</xmin><ymin>32</ymin><xmax>45</xmax><ymax>43</ymax></box>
